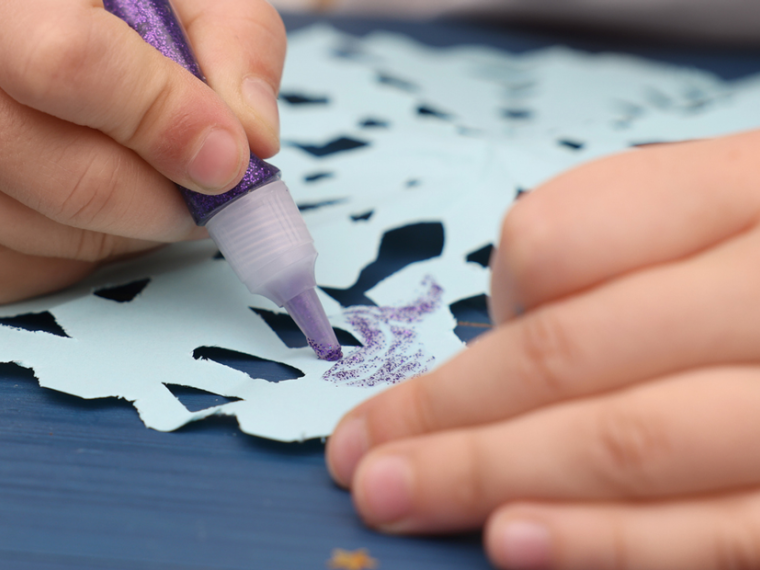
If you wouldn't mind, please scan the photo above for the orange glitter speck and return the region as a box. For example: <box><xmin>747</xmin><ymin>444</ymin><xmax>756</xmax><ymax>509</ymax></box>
<box><xmin>327</xmin><ymin>548</ymin><xmax>378</xmax><ymax>570</ymax></box>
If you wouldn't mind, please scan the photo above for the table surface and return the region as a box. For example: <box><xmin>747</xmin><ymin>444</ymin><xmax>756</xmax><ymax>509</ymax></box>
<box><xmin>3</xmin><ymin>15</ymin><xmax>760</xmax><ymax>570</ymax></box>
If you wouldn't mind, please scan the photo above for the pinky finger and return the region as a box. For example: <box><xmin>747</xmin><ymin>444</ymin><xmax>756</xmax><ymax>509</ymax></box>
<box><xmin>0</xmin><ymin>246</ymin><xmax>96</xmax><ymax>304</ymax></box>
<box><xmin>485</xmin><ymin>491</ymin><xmax>760</xmax><ymax>570</ymax></box>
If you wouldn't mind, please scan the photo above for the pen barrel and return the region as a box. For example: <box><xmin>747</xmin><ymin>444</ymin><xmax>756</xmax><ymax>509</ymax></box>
<box><xmin>103</xmin><ymin>0</ymin><xmax>281</xmax><ymax>225</ymax></box>
<box><xmin>102</xmin><ymin>0</ymin><xmax>204</xmax><ymax>80</ymax></box>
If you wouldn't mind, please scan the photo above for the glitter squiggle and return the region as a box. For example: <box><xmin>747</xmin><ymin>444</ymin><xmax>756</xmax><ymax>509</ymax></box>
<box><xmin>323</xmin><ymin>277</ymin><xmax>442</xmax><ymax>387</ymax></box>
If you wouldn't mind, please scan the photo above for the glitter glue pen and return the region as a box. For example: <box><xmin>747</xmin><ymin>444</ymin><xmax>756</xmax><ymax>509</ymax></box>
<box><xmin>103</xmin><ymin>0</ymin><xmax>343</xmax><ymax>361</ymax></box>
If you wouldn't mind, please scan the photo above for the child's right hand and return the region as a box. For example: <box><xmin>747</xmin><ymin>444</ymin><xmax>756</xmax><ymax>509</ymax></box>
<box><xmin>0</xmin><ymin>0</ymin><xmax>286</xmax><ymax>303</ymax></box>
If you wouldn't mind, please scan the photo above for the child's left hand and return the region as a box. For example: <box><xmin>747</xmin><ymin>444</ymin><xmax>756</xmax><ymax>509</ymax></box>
<box><xmin>326</xmin><ymin>129</ymin><xmax>760</xmax><ymax>570</ymax></box>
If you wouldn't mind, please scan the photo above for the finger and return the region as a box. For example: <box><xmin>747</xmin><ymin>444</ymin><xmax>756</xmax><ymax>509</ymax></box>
<box><xmin>327</xmin><ymin>224</ymin><xmax>760</xmax><ymax>486</ymax></box>
<box><xmin>0</xmin><ymin>0</ymin><xmax>248</xmax><ymax>194</ymax></box>
<box><xmin>490</xmin><ymin>130</ymin><xmax>760</xmax><ymax>324</ymax></box>
<box><xmin>0</xmin><ymin>246</ymin><xmax>97</xmax><ymax>304</ymax></box>
<box><xmin>0</xmin><ymin>89</ymin><xmax>203</xmax><ymax>242</ymax></box>
<box><xmin>174</xmin><ymin>0</ymin><xmax>286</xmax><ymax>158</ymax></box>
<box><xmin>350</xmin><ymin>367</ymin><xmax>760</xmax><ymax>533</ymax></box>
<box><xmin>485</xmin><ymin>491</ymin><xmax>760</xmax><ymax>570</ymax></box>
<box><xmin>0</xmin><ymin>191</ymin><xmax>161</xmax><ymax>261</ymax></box>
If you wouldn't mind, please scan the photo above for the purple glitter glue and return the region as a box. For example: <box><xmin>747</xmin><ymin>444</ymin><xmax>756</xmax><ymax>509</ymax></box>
<box><xmin>323</xmin><ymin>277</ymin><xmax>442</xmax><ymax>387</ymax></box>
<box><xmin>105</xmin><ymin>0</ymin><xmax>340</xmax><ymax>360</ymax></box>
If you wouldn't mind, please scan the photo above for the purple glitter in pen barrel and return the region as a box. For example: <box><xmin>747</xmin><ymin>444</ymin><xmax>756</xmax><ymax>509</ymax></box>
<box><xmin>104</xmin><ymin>0</ymin><xmax>342</xmax><ymax>361</ymax></box>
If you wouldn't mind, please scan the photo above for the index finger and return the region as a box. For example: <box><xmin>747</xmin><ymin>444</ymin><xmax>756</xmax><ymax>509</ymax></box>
<box><xmin>174</xmin><ymin>0</ymin><xmax>286</xmax><ymax>159</ymax></box>
<box><xmin>490</xmin><ymin>130</ymin><xmax>760</xmax><ymax>324</ymax></box>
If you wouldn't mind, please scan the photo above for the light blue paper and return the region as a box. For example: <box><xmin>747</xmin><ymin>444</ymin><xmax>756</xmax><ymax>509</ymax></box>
<box><xmin>1</xmin><ymin>25</ymin><xmax>757</xmax><ymax>441</ymax></box>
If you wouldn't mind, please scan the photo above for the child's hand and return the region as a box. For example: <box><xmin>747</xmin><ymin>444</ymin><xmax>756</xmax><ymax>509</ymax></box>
<box><xmin>0</xmin><ymin>0</ymin><xmax>285</xmax><ymax>303</ymax></box>
<box><xmin>327</xmin><ymin>130</ymin><xmax>760</xmax><ymax>569</ymax></box>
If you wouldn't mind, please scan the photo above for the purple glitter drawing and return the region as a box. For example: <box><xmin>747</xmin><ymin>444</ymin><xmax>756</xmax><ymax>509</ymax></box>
<box><xmin>323</xmin><ymin>277</ymin><xmax>442</xmax><ymax>387</ymax></box>
<box><xmin>103</xmin><ymin>0</ymin><xmax>280</xmax><ymax>225</ymax></box>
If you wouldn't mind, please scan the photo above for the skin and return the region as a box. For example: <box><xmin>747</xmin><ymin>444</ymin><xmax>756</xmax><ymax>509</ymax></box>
<box><xmin>326</xmin><ymin>129</ymin><xmax>760</xmax><ymax>569</ymax></box>
<box><xmin>0</xmin><ymin>0</ymin><xmax>286</xmax><ymax>303</ymax></box>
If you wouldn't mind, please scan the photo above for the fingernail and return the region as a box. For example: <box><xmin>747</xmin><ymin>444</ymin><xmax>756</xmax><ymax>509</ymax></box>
<box><xmin>357</xmin><ymin>455</ymin><xmax>413</xmax><ymax>527</ymax></box>
<box><xmin>498</xmin><ymin>521</ymin><xmax>552</xmax><ymax>569</ymax></box>
<box><xmin>242</xmin><ymin>76</ymin><xmax>280</xmax><ymax>140</ymax></box>
<box><xmin>327</xmin><ymin>416</ymin><xmax>369</xmax><ymax>487</ymax></box>
<box><xmin>188</xmin><ymin>128</ymin><xmax>243</xmax><ymax>192</ymax></box>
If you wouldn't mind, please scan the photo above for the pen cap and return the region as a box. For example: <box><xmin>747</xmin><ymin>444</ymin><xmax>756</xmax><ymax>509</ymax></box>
<box><xmin>206</xmin><ymin>180</ymin><xmax>318</xmax><ymax>307</ymax></box>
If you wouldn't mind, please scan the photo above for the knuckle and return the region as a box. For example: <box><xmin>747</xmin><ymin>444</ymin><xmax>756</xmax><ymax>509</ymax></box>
<box><xmin>590</xmin><ymin>404</ymin><xmax>672</xmax><ymax>496</ymax></box>
<box><xmin>517</xmin><ymin>309</ymin><xmax>577</xmax><ymax>398</ymax></box>
<box><xmin>119</xmin><ymin>71</ymin><xmax>175</xmax><ymax>151</ymax></box>
<box><xmin>17</xmin><ymin>18</ymin><xmax>93</xmax><ymax>104</ymax></box>
<box><xmin>608</xmin><ymin>516</ymin><xmax>630</xmax><ymax>570</ymax></box>
<box><xmin>713</xmin><ymin>513</ymin><xmax>760</xmax><ymax>570</ymax></box>
<box><xmin>447</xmin><ymin>432</ymin><xmax>490</xmax><ymax>515</ymax></box>
<box><xmin>56</xmin><ymin>152</ymin><xmax>122</xmax><ymax>229</ymax></box>
<box><xmin>70</xmin><ymin>230</ymin><xmax>119</xmax><ymax>263</ymax></box>
<box><xmin>404</xmin><ymin>379</ymin><xmax>441</xmax><ymax>434</ymax></box>
<box><xmin>237</xmin><ymin>3</ymin><xmax>287</xmax><ymax>66</ymax></box>
<box><xmin>254</xmin><ymin>2</ymin><xmax>287</xmax><ymax>48</ymax></box>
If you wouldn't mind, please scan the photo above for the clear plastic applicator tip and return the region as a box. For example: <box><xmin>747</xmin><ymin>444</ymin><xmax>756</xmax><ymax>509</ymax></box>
<box><xmin>206</xmin><ymin>179</ymin><xmax>342</xmax><ymax>361</ymax></box>
<box><xmin>284</xmin><ymin>288</ymin><xmax>343</xmax><ymax>361</ymax></box>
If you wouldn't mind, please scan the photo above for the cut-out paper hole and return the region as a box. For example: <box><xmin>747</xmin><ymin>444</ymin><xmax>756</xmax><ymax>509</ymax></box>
<box><xmin>332</xmin><ymin>41</ymin><xmax>365</xmax><ymax>60</ymax></box>
<box><xmin>466</xmin><ymin>244</ymin><xmax>494</xmax><ymax>268</ymax></box>
<box><xmin>250</xmin><ymin>308</ymin><xmax>307</xmax><ymax>348</ymax></box>
<box><xmin>405</xmin><ymin>179</ymin><xmax>421</xmax><ymax>188</ymax></box>
<box><xmin>279</xmin><ymin>92</ymin><xmax>329</xmax><ymax>105</ymax></box>
<box><xmin>0</xmin><ymin>312</ymin><xmax>69</xmax><ymax>338</ymax></box>
<box><xmin>359</xmin><ymin>118</ymin><xmax>389</xmax><ymax>128</ymax></box>
<box><xmin>192</xmin><ymin>346</ymin><xmax>304</xmax><ymax>383</ymax></box>
<box><xmin>377</xmin><ymin>71</ymin><xmax>417</xmax><ymax>92</ymax></box>
<box><xmin>94</xmin><ymin>278</ymin><xmax>151</xmax><ymax>303</ymax></box>
<box><xmin>304</xmin><ymin>171</ymin><xmax>334</xmax><ymax>183</ymax></box>
<box><xmin>291</xmin><ymin>137</ymin><xmax>369</xmax><ymax>158</ymax></box>
<box><xmin>164</xmin><ymin>383</ymin><xmax>241</xmax><ymax>413</ymax></box>
<box><xmin>298</xmin><ymin>199</ymin><xmax>346</xmax><ymax>212</ymax></box>
<box><xmin>251</xmin><ymin>308</ymin><xmax>362</xmax><ymax>349</ymax></box>
<box><xmin>322</xmin><ymin>222</ymin><xmax>445</xmax><ymax>307</ymax></box>
<box><xmin>630</xmin><ymin>140</ymin><xmax>669</xmax><ymax>148</ymax></box>
<box><xmin>506</xmin><ymin>81</ymin><xmax>537</xmax><ymax>95</ymax></box>
<box><xmin>449</xmin><ymin>294</ymin><xmax>491</xmax><ymax>344</ymax></box>
<box><xmin>557</xmin><ymin>139</ymin><xmax>585</xmax><ymax>150</ymax></box>
<box><xmin>333</xmin><ymin>327</ymin><xmax>362</xmax><ymax>347</ymax></box>
<box><xmin>417</xmin><ymin>105</ymin><xmax>452</xmax><ymax>120</ymax></box>
<box><xmin>350</xmin><ymin>210</ymin><xmax>374</xmax><ymax>222</ymax></box>
<box><xmin>501</xmin><ymin>108</ymin><xmax>534</xmax><ymax>120</ymax></box>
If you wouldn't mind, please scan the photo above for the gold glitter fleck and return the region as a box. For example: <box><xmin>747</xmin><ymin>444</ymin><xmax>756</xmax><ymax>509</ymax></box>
<box><xmin>327</xmin><ymin>548</ymin><xmax>378</xmax><ymax>570</ymax></box>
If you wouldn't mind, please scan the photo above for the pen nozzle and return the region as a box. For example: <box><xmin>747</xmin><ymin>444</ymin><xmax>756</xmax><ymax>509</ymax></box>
<box><xmin>284</xmin><ymin>288</ymin><xmax>342</xmax><ymax>361</ymax></box>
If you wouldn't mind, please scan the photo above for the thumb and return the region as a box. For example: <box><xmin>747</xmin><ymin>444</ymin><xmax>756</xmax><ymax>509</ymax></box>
<box><xmin>0</xmin><ymin>0</ymin><xmax>249</xmax><ymax>194</ymax></box>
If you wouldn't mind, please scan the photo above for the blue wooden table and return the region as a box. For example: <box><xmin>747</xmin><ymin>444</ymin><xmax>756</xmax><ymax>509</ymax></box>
<box><xmin>2</xmin><ymin>16</ymin><xmax>759</xmax><ymax>570</ymax></box>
